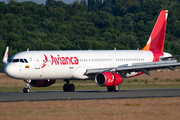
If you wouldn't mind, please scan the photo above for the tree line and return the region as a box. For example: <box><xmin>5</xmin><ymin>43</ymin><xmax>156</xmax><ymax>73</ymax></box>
<box><xmin>0</xmin><ymin>0</ymin><xmax>180</xmax><ymax>72</ymax></box>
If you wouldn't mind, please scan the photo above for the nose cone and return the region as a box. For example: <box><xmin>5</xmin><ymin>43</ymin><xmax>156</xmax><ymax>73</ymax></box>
<box><xmin>4</xmin><ymin>64</ymin><xmax>17</xmax><ymax>78</ymax></box>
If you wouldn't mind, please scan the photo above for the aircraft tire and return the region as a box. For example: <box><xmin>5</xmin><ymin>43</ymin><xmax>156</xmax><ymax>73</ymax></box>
<box><xmin>113</xmin><ymin>85</ymin><xmax>119</xmax><ymax>92</ymax></box>
<box><xmin>23</xmin><ymin>88</ymin><xmax>30</xmax><ymax>93</ymax></box>
<box><xmin>63</xmin><ymin>84</ymin><xmax>69</xmax><ymax>92</ymax></box>
<box><xmin>69</xmin><ymin>84</ymin><xmax>75</xmax><ymax>92</ymax></box>
<box><xmin>107</xmin><ymin>87</ymin><xmax>113</xmax><ymax>92</ymax></box>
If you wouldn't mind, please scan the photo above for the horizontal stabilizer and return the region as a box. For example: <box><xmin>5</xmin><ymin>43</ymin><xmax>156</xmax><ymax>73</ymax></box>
<box><xmin>161</xmin><ymin>55</ymin><xmax>180</xmax><ymax>60</ymax></box>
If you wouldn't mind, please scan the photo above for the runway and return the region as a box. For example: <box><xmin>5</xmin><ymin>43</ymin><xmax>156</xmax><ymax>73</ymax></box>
<box><xmin>0</xmin><ymin>88</ymin><xmax>180</xmax><ymax>102</ymax></box>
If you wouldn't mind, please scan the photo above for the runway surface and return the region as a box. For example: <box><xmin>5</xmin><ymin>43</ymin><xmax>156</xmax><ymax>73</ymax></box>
<box><xmin>0</xmin><ymin>88</ymin><xmax>180</xmax><ymax>102</ymax></box>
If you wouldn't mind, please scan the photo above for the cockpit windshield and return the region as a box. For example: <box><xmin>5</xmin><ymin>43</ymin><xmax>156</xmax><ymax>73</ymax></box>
<box><xmin>12</xmin><ymin>59</ymin><xmax>19</xmax><ymax>62</ymax></box>
<box><xmin>20</xmin><ymin>59</ymin><xmax>24</xmax><ymax>63</ymax></box>
<box><xmin>8</xmin><ymin>59</ymin><xmax>28</xmax><ymax>63</ymax></box>
<box><xmin>24</xmin><ymin>59</ymin><xmax>28</xmax><ymax>63</ymax></box>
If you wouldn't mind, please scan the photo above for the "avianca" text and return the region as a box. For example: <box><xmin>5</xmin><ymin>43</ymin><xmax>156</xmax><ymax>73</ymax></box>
<box><xmin>41</xmin><ymin>54</ymin><xmax>79</xmax><ymax>68</ymax></box>
<box><xmin>50</xmin><ymin>55</ymin><xmax>79</xmax><ymax>65</ymax></box>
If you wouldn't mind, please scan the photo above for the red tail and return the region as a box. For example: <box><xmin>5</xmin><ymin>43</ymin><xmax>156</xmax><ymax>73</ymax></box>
<box><xmin>142</xmin><ymin>10</ymin><xmax>168</xmax><ymax>52</ymax></box>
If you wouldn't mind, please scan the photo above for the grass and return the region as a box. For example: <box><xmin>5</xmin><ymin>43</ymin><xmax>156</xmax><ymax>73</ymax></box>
<box><xmin>0</xmin><ymin>97</ymin><xmax>180</xmax><ymax>120</ymax></box>
<box><xmin>0</xmin><ymin>79</ymin><xmax>180</xmax><ymax>93</ymax></box>
<box><xmin>0</xmin><ymin>73</ymin><xmax>180</xmax><ymax>92</ymax></box>
<box><xmin>0</xmin><ymin>72</ymin><xmax>180</xmax><ymax>120</ymax></box>
<box><xmin>1</xmin><ymin>83</ymin><xmax>180</xmax><ymax>93</ymax></box>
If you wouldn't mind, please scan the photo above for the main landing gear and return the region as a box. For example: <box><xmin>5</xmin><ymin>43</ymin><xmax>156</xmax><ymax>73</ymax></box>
<box><xmin>23</xmin><ymin>79</ymin><xmax>31</xmax><ymax>93</ymax></box>
<box><xmin>63</xmin><ymin>80</ymin><xmax>75</xmax><ymax>92</ymax></box>
<box><xmin>107</xmin><ymin>85</ymin><xmax>119</xmax><ymax>92</ymax></box>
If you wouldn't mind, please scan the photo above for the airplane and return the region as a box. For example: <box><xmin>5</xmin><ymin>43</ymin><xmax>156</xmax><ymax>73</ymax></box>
<box><xmin>3</xmin><ymin>10</ymin><xmax>180</xmax><ymax>93</ymax></box>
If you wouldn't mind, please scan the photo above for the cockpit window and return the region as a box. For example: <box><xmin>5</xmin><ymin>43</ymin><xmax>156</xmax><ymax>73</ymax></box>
<box><xmin>20</xmin><ymin>59</ymin><xmax>24</xmax><ymax>63</ymax></box>
<box><xmin>12</xmin><ymin>59</ymin><xmax>19</xmax><ymax>62</ymax></box>
<box><xmin>9</xmin><ymin>58</ymin><xmax>28</xmax><ymax>63</ymax></box>
<box><xmin>24</xmin><ymin>59</ymin><xmax>28</xmax><ymax>63</ymax></box>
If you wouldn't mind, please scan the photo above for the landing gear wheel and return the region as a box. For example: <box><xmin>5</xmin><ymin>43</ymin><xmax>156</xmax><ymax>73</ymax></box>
<box><xmin>107</xmin><ymin>87</ymin><xmax>113</xmax><ymax>92</ymax></box>
<box><xmin>107</xmin><ymin>85</ymin><xmax>119</xmax><ymax>92</ymax></box>
<box><xmin>23</xmin><ymin>88</ymin><xmax>30</xmax><ymax>93</ymax></box>
<box><xmin>23</xmin><ymin>79</ymin><xmax>31</xmax><ymax>93</ymax></box>
<box><xmin>63</xmin><ymin>80</ymin><xmax>75</xmax><ymax>92</ymax></box>
<box><xmin>69</xmin><ymin>84</ymin><xmax>75</xmax><ymax>92</ymax></box>
<box><xmin>63</xmin><ymin>84</ymin><xmax>75</xmax><ymax>92</ymax></box>
<box><xmin>113</xmin><ymin>85</ymin><xmax>119</xmax><ymax>92</ymax></box>
<box><xmin>63</xmin><ymin>84</ymin><xmax>69</xmax><ymax>92</ymax></box>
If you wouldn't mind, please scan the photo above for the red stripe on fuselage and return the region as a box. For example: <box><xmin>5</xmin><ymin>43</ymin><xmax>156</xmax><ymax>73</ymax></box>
<box><xmin>152</xmin><ymin>51</ymin><xmax>164</xmax><ymax>62</ymax></box>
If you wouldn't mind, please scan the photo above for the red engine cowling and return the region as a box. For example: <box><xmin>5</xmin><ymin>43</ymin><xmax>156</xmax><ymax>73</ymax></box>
<box><xmin>30</xmin><ymin>80</ymin><xmax>56</xmax><ymax>87</ymax></box>
<box><xmin>95</xmin><ymin>72</ymin><xmax>123</xmax><ymax>86</ymax></box>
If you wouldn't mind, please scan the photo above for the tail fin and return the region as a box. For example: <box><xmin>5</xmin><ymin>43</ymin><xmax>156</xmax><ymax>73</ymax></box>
<box><xmin>142</xmin><ymin>10</ymin><xmax>168</xmax><ymax>52</ymax></box>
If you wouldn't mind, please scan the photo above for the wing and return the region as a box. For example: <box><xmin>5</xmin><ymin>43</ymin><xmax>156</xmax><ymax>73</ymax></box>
<box><xmin>85</xmin><ymin>60</ymin><xmax>180</xmax><ymax>78</ymax></box>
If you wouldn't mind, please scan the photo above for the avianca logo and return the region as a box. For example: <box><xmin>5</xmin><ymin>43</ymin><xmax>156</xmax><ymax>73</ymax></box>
<box><xmin>41</xmin><ymin>54</ymin><xmax>79</xmax><ymax>68</ymax></box>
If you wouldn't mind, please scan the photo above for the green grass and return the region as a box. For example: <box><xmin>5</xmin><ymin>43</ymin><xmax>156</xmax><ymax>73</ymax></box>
<box><xmin>0</xmin><ymin>80</ymin><xmax>180</xmax><ymax>93</ymax></box>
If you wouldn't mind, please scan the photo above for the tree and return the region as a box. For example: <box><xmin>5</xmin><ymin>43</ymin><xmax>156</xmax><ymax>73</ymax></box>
<box><xmin>1</xmin><ymin>0</ymin><xmax>180</xmax><ymax>72</ymax></box>
<box><xmin>46</xmin><ymin>0</ymin><xmax>56</xmax><ymax>6</ymax></box>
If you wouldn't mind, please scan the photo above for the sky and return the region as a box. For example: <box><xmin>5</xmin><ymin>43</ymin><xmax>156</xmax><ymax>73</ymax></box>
<box><xmin>0</xmin><ymin>0</ymin><xmax>78</xmax><ymax>4</ymax></box>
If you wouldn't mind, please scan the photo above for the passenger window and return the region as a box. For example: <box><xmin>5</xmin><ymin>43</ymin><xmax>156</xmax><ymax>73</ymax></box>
<box><xmin>20</xmin><ymin>59</ymin><xmax>24</xmax><ymax>63</ymax></box>
<box><xmin>12</xmin><ymin>59</ymin><xmax>19</xmax><ymax>62</ymax></box>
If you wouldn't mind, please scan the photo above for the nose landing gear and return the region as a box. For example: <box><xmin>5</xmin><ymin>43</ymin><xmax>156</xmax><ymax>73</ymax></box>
<box><xmin>23</xmin><ymin>79</ymin><xmax>31</xmax><ymax>93</ymax></box>
<box><xmin>63</xmin><ymin>80</ymin><xmax>75</xmax><ymax>92</ymax></box>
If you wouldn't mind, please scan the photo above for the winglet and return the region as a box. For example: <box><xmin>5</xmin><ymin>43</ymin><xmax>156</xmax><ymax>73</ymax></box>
<box><xmin>142</xmin><ymin>10</ymin><xmax>168</xmax><ymax>52</ymax></box>
<box><xmin>3</xmin><ymin>47</ymin><xmax>9</xmax><ymax>64</ymax></box>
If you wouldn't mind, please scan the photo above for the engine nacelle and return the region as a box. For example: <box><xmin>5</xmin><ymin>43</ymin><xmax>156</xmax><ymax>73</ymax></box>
<box><xmin>30</xmin><ymin>80</ymin><xmax>56</xmax><ymax>87</ymax></box>
<box><xmin>95</xmin><ymin>72</ymin><xmax>123</xmax><ymax>87</ymax></box>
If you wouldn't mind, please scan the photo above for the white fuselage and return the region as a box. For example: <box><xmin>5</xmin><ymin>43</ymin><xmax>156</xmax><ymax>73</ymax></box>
<box><xmin>4</xmin><ymin>50</ymin><xmax>171</xmax><ymax>80</ymax></box>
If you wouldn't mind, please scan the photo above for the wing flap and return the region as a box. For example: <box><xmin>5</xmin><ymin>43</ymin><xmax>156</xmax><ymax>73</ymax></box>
<box><xmin>86</xmin><ymin>67</ymin><xmax>116</xmax><ymax>74</ymax></box>
<box><xmin>117</xmin><ymin>60</ymin><xmax>178</xmax><ymax>71</ymax></box>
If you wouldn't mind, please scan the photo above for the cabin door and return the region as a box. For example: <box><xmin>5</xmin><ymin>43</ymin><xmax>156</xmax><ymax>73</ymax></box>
<box><xmin>32</xmin><ymin>54</ymin><xmax>40</xmax><ymax>69</ymax></box>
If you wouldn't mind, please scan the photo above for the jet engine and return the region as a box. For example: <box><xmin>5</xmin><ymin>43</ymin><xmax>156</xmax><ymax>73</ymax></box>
<box><xmin>95</xmin><ymin>72</ymin><xmax>123</xmax><ymax>86</ymax></box>
<box><xmin>30</xmin><ymin>80</ymin><xmax>56</xmax><ymax>87</ymax></box>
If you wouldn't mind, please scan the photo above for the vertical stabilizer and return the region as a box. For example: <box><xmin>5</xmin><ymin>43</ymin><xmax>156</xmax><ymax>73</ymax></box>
<box><xmin>3</xmin><ymin>47</ymin><xmax>9</xmax><ymax>64</ymax></box>
<box><xmin>142</xmin><ymin>10</ymin><xmax>168</xmax><ymax>52</ymax></box>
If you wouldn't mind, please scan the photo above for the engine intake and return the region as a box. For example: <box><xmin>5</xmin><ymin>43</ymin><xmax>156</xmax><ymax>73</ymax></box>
<box><xmin>95</xmin><ymin>72</ymin><xmax>123</xmax><ymax>86</ymax></box>
<box><xmin>30</xmin><ymin>80</ymin><xmax>56</xmax><ymax>87</ymax></box>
